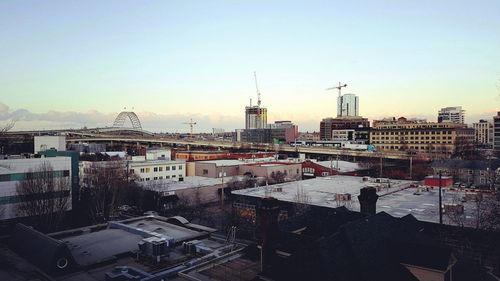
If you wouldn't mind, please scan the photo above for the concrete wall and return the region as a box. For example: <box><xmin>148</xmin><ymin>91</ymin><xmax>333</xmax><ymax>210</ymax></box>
<box><xmin>186</xmin><ymin>162</ymin><xmax>196</xmax><ymax>177</ymax></box>
<box><xmin>240</xmin><ymin>163</ymin><xmax>302</xmax><ymax>179</ymax></box>
<box><xmin>174</xmin><ymin>184</ymin><xmax>223</xmax><ymax>205</ymax></box>
<box><xmin>194</xmin><ymin>163</ymin><xmax>240</xmax><ymax>178</ymax></box>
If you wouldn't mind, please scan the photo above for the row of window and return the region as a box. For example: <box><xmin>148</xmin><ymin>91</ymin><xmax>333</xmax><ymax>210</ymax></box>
<box><xmin>378</xmin><ymin>145</ymin><xmax>451</xmax><ymax>151</ymax></box>
<box><xmin>372</xmin><ymin>140</ymin><xmax>453</xmax><ymax>145</ymax></box>
<box><xmin>0</xmin><ymin>170</ymin><xmax>70</xmax><ymax>182</ymax></box>
<box><xmin>372</xmin><ymin>130</ymin><xmax>453</xmax><ymax>135</ymax></box>
<box><xmin>131</xmin><ymin>165</ymin><xmax>183</xmax><ymax>174</ymax></box>
<box><xmin>372</xmin><ymin>136</ymin><xmax>453</xmax><ymax>141</ymax></box>
<box><xmin>139</xmin><ymin>174</ymin><xmax>184</xmax><ymax>182</ymax></box>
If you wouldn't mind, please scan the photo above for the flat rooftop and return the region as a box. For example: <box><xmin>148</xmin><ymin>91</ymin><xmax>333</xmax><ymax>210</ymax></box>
<box><xmin>316</xmin><ymin>160</ymin><xmax>362</xmax><ymax>173</ymax></box>
<box><xmin>232</xmin><ymin>176</ymin><xmax>413</xmax><ymax>210</ymax></box>
<box><xmin>232</xmin><ymin>175</ymin><xmax>484</xmax><ymax>226</ymax></box>
<box><xmin>197</xmin><ymin>159</ymin><xmax>247</xmax><ymax>166</ymax></box>
<box><xmin>198</xmin><ymin>157</ymin><xmax>281</xmax><ymax>167</ymax></box>
<box><xmin>130</xmin><ymin>159</ymin><xmax>186</xmax><ymax>165</ymax></box>
<box><xmin>140</xmin><ymin>176</ymin><xmax>245</xmax><ymax>191</ymax></box>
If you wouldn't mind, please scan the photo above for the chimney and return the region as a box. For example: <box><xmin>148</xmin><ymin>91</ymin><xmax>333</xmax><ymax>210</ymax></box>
<box><xmin>358</xmin><ymin>187</ymin><xmax>379</xmax><ymax>216</ymax></box>
<box><xmin>255</xmin><ymin>197</ymin><xmax>280</xmax><ymax>273</ymax></box>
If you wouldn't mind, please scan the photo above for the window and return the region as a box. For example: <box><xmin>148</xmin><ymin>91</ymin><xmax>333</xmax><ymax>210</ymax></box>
<box><xmin>166</xmin><ymin>176</ymin><xmax>170</xmax><ymax>179</ymax></box>
<box><xmin>172</xmin><ymin>175</ymin><xmax>176</xmax><ymax>178</ymax></box>
<box><xmin>172</xmin><ymin>166</ymin><xmax>176</xmax><ymax>171</ymax></box>
<box><xmin>179</xmin><ymin>165</ymin><xmax>183</xmax><ymax>170</ymax></box>
<box><xmin>154</xmin><ymin>167</ymin><xmax>158</xmax><ymax>172</ymax></box>
<box><xmin>63</xmin><ymin>170</ymin><xmax>70</xmax><ymax>177</ymax></box>
<box><xmin>129</xmin><ymin>169</ymin><xmax>135</xmax><ymax>174</ymax></box>
<box><xmin>166</xmin><ymin>166</ymin><xmax>170</xmax><ymax>171</ymax></box>
<box><xmin>154</xmin><ymin>177</ymin><xmax>158</xmax><ymax>180</ymax></box>
<box><xmin>146</xmin><ymin>177</ymin><xmax>150</xmax><ymax>181</ymax></box>
<box><xmin>159</xmin><ymin>176</ymin><xmax>163</xmax><ymax>179</ymax></box>
<box><xmin>140</xmin><ymin>168</ymin><xmax>145</xmax><ymax>173</ymax></box>
<box><xmin>203</xmin><ymin>169</ymin><xmax>209</xmax><ymax>175</ymax></box>
<box><xmin>159</xmin><ymin>167</ymin><xmax>163</xmax><ymax>172</ymax></box>
<box><xmin>145</xmin><ymin>168</ymin><xmax>150</xmax><ymax>173</ymax></box>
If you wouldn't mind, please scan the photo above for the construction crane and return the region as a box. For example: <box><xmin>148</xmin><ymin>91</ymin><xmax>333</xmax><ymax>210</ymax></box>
<box><xmin>182</xmin><ymin>119</ymin><xmax>197</xmax><ymax>140</ymax></box>
<box><xmin>326</xmin><ymin>82</ymin><xmax>347</xmax><ymax>98</ymax></box>
<box><xmin>254</xmin><ymin>71</ymin><xmax>261</xmax><ymax>107</ymax></box>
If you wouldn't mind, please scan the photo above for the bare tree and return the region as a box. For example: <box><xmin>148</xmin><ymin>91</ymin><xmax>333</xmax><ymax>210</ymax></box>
<box><xmin>79</xmin><ymin>161</ymin><xmax>128</xmax><ymax>223</ymax></box>
<box><xmin>293</xmin><ymin>185</ymin><xmax>311</xmax><ymax>215</ymax></box>
<box><xmin>0</xmin><ymin>120</ymin><xmax>16</xmax><ymax>155</ymax></box>
<box><xmin>16</xmin><ymin>162</ymin><xmax>70</xmax><ymax>232</ymax></box>
<box><xmin>0</xmin><ymin>120</ymin><xmax>15</xmax><ymax>135</ymax></box>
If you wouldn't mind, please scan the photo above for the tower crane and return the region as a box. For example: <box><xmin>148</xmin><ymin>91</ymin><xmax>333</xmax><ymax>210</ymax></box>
<box><xmin>182</xmin><ymin>119</ymin><xmax>197</xmax><ymax>140</ymax></box>
<box><xmin>254</xmin><ymin>71</ymin><xmax>262</xmax><ymax>107</ymax></box>
<box><xmin>326</xmin><ymin>82</ymin><xmax>347</xmax><ymax>97</ymax></box>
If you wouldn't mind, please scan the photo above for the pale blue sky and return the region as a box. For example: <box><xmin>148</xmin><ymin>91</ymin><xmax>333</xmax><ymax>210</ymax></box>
<box><xmin>0</xmin><ymin>0</ymin><xmax>499</xmax><ymax>132</ymax></box>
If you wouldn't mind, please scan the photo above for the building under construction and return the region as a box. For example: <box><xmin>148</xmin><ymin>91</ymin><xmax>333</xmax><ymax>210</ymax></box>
<box><xmin>245</xmin><ymin>105</ymin><xmax>267</xmax><ymax>129</ymax></box>
<box><xmin>245</xmin><ymin>72</ymin><xmax>268</xmax><ymax>129</ymax></box>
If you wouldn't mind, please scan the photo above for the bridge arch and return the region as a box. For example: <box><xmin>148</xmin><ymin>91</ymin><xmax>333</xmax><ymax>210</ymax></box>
<box><xmin>113</xmin><ymin>111</ymin><xmax>142</xmax><ymax>130</ymax></box>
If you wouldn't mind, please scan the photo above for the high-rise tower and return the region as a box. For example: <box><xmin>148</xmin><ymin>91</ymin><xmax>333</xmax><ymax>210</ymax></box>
<box><xmin>337</xmin><ymin>94</ymin><xmax>359</xmax><ymax>117</ymax></box>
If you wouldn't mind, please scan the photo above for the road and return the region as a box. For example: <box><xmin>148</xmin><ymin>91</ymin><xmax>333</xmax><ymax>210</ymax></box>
<box><xmin>67</xmin><ymin>136</ymin><xmax>413</xmax><ymax>160</ymax></box>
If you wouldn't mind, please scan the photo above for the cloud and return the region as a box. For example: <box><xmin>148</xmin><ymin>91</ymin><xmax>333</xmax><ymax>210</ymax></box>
<box><xmin>0</xmin><ymin>103</ymin><xmax>244</xmax><ymax>133</ymax></box>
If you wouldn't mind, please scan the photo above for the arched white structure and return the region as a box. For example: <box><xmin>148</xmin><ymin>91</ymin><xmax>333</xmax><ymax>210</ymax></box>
<box><xmin>113</xmin><ymin>111</ymin><xmax>142</xmax><ymax>130</ymax></box>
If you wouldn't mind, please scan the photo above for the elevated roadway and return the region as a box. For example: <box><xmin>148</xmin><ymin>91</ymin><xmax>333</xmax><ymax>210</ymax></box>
<box><xmin>67</xmin><ymin>136</ymin><xmax>414</xmax><ymax>160</ymax></box>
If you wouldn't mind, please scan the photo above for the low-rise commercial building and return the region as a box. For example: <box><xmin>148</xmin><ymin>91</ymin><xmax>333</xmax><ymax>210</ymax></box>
<box><xmin>5</xmin><ymin>215</ymin><xmax>251</xmax><ymax>281</ymax></box>
<box><xmin>370</xmin><ymin>116</ymin><xmax>475</xmax><ymax>156</ymax></box>
<box><xmin>240</xmin><ymin>162</ymin><xmax>302</xmax><ymax>180</ymax></box>
<box><xmin>231</xmin><ymin>175</ymin><xmax>494</xmax><ymax>227</ymax></box>
<box><xmin>239</xmin><ymin>121</ymin><xmax>298</xmax><ymax>144</ymax></box>
<box><xmin>193</xmin><ymin>159</ymin><xmax>300</xmax><ymax>182</ymax></box>
<box><xmin>129</xmin><ymin>160</ymin><xmax>186</xmax><ymax>182</ymax></box>
<box><xmin>430</xmin><ymin>159</ymin><xmax>500</xmax><ymax>188</ymax></box>
<box><xmin>319</xmin><ymin>116</ymin><xmax>370</xmax><ymax>143</ymax></box>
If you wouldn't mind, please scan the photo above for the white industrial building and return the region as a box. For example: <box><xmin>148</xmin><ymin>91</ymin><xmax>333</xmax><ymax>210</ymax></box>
<box><xmin>129</xmin><ymin>159</ymin><xmax>186</xmax><ymax>182</ymax></box>
<box><xmin>0</xmin><ymin>157</ymin><xmax>72</xmax><ymax>220</ymax></box>
<box><xmin>79</xmin><ymin>158</ymin><xmax>187</xmax><ymax>186</ymax></box>
<box><xmin>438</xmin><ymin>106</ymin><xmax>465</xmax><ymax>124</ymax></box>
<box><xmin>34</xmin><ymin>135</ymin><xmax>66</xmax><ymax>154</ymax></box>
<box><xmin>146</xmin><ymin>148</ymin><xmax>171</xmax><ymax>161</ymax></box>
<box><xmin>337</xmin><ymin>94</ymin><xmax>359</xmax><ymax>117</ymax></box>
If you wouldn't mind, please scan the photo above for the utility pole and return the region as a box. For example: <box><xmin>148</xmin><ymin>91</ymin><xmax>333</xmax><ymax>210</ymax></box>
<box><xmin>439</xmin><ymin>170</ymin><xmax>443</xmax><ymax>224</ymax></box>
<box><xmin>379</xmin><ymin>154</ymin><xmax>383</xmax><ymax>178</ymax></box>
<box><xmin>221</xmin><ymin>165</ymin><xmax>225</xmax><ymax>208</ymax></box>
<box><xmin>409</xmin><ymin>156</ymin><xmax>413</xmax><ymax>180</ymax></box>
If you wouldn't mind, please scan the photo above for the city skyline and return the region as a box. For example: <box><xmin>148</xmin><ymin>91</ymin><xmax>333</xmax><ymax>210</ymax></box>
<box><xmin>1</xmin><ymin>0</ymin><xmax>499</xmax><ymax>132</ymax></box>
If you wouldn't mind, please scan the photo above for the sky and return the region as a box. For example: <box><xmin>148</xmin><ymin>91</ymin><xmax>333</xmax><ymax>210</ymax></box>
<box><xmin>1</xmin><ymin>0</ymin><xmax>499</xmax><ymax>132</ymax></box>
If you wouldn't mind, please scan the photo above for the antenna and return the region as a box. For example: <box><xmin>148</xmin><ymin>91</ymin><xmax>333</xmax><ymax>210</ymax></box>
<box><xmin>326</xmin><ymin>82</ymin><xmax>347</xmax><ymax>98</ymax></box>
<box><xmin>254</xmin><ymin>71</ymin><xmax>261</xmax><ymax>107</ymax></box>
